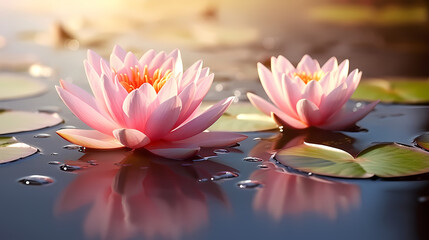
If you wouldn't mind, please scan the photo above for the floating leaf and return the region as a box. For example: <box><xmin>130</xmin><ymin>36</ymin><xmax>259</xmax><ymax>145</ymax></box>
<box><xmin>0</xmin><ymin>110</ymin><xmax>63</xmax><ymax>134</ymax></box>
<box><xmin>415</xmin><ymin>134</ymin><xmax>429</xmax><ymax>151</ymax></box>
<box><xmin>358</xmin><ymin>144</ymin><xmax>429</xmax><ymax>178</ymax></box>
<box><xmin>352</xmin><ymin>78</ymin><xmax>429</xmax><ymax>104</ymax></box>
<box><xmin>203</xmin><ymin>102</ymin><xmax>277</xmax><ymax>132</ymax></box>
<box><xmin>276</xmin><ymin>142</ymin><xmax>429</xmax><ymax>178</ymax></box>
<box><xmin>0</xmin><ymin>74</ymin><xmax>48</xmax><ymax>101</ymax></box>
<box><xmin>276</xmin><ymin>143</ymin><xmax>370</xmax><ymax>178</ymax></box>
<box><xmin>0</xmin><ymin>137</ymin><xmax>38</xmax><ymax>164</ymax></box>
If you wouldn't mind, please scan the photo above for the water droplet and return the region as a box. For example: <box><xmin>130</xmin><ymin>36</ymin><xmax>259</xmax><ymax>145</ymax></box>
<box><xmin>307</xmin><ymin>172</ymin><xmax>313</xmax><ymax>176</ymax></box>
<box><xmin>352</xmin><ymin>102</ymin><xmax>366</xmax><ymax>112</ymax></box>
<box><xmin>243</xmin><ymin>156</ymin><xmax>263</xmax><ymax>162</ymax></box>
<box><xmin>279</xmin><ymin>126</ymin><xmax>284</xmax><ymax>132</ymax></box>
<box><xmin>48</xmin><ymin>161</ymin><xmax>61</xmax><ymax>165</ymax></box>
<box><xmin>253</xmin><ymin>137</ymin><xmax>262</xmax><ymax>141</ymax></box>
<box><xmin>78</xmin><ymin>147</ymin><xmax>86</xmax><ymax>152</ymax></box>
<box><xmin>192</xmin><ymin>157</ymin><xmax>209</xmax><ymax>162</ymax></box>
<box><xmin>198</xmin><ymin>178</ymin><xmax>209</xmax><ymax>182</ymax></box>
<box><xmin>63</xmin><ymin>144</ymin><xmax>81</xmax><ymax>150</ymax></box>
<box><xmin>418</xmin><ymin>196</ymin><xmax>429</xmax><ymax>203</ymax></box>
<box><xmin>18</xmin><ymin>175</ymin><xmax>54</xmax><ymax>186</ymax></box>
<box><xmin>51</xmin><ymin>152</ymin><xmax>59</xmax><ymax>156</ymax></box>
<box><xmin>190</xmin><ymin>155</ymin><xmax>211</xmax><ymax>161</ymax></box>
<box><xmin>258</xmin><ymin>164</ymin><xmax>268</xmax><ymax>169</ymax></box>
<box><xmin>62</xmin><ymin>125</ymin><xmax>77</xmax><ymax>129</ymax></box>
<box><xmin>233</xmin><ymin>89</ymin><xmax>242</xmax><ymax>97</ymax></box>
<box><xmin>211</xmin><ymin>171</ymin><xmax>239</xmax><ymax>181</ymax></box>
<box><xmin>215</xmin><ymin>83</ymin><xmax>224</xmax><ymax>92</ymax></box>
<box><xmin>214</xmin><ymin>149</ymin><xmax>229</xmax><ymax>154</ymax></box>
<box><xmin>237</xmin><ymin>180</ymin><xmax>262</xmax><ymax>189</ymax></box>
<box><xmin>59</xmin><ymin>164</ymin><xmax>82</xmax><ymax>172</ymax></box>
<box><xmin>34</xmin><ymin>133</ymin><xmax>51</xmax><ymax>138</ymax></box>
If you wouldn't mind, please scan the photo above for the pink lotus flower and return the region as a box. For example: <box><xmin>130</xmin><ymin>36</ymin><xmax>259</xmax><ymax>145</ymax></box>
<box><xmin>56</xmin><ymin>45</ymin><xmax>247</xmax><ymax>159</ymax></box>
<box><xmin>247</xmin><ymin>55</ymin><xmax>379</xmax><ymax>130</ymax></box>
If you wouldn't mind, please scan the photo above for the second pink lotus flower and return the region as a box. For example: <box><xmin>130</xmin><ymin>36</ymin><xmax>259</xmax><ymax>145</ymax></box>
<box><xmin>56</xmin><ymin>45</ymin><xmax>247</xmax><ymax>159</ymax></box>
<box><xmin>247</xmin><ymin>55</ymin><xmax>379</xmax><ymax>130</ymax></box>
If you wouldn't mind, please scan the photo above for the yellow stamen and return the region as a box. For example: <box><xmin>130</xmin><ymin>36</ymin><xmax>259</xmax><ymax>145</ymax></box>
<box><xmin>293</xmin><ymin>71</ymin><xmax>324</xmax><ymax>84</ymax></box>
<box><xmin>116</xmin><ymin>65</ymin><xmax>172</xmax><ymax>93</ymax></box>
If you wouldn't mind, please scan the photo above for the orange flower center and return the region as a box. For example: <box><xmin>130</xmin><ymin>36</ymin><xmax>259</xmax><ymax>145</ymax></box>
<box><xmin>116</xmin><ymin>65</ymin><xmax>172</xmax><ymax>93</ymax></box>
<box><xmin>293</xmin><ymin>71</ymin><xmax>324</xmax><ymax>84</ymax></box>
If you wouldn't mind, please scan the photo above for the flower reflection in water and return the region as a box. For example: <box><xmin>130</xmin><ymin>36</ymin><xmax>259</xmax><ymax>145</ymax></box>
<box><xmin>56</xmin><ymin>150</ymin><xmax>236</xmax><ymax>240</ymax></box>
<box><xmin>251</xmin><ymin>163</ymin><xmax>360</xmax><ymax>221</ymax></box>
<box><xmin>248</xmin><ymin>129</ymin><xmax>361</xmax><ymax>221</ymax></box>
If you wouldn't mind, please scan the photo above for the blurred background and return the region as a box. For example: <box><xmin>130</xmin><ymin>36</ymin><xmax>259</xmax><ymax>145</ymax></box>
<box><xmin>0</xmin><ymin>0</ymin><xmax>428</xmax><ymax>89</ymax></box>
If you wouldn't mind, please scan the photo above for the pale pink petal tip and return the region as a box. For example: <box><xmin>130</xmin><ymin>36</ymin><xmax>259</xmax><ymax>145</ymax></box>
<box><xmin>247</xmin><ymin>92</ymin><xmax>307</xmax><ymax>129</ymax></box>
<box><xmin>247</xmin><ymin>92</ymin><xmax>279</xmax><ymax>117</ymax></box>
<box><xmin>164</xmin><ymin>96</ymin><xmax>233</xmax><ymax>141</ymax></box>
<box><xmin>57</xmin><ymin>129</ymin><xmax>124</xmax><ymax>149</ymax></box>
<box><xmin>271</xmin><ymin>112</ymin><xmax>307</xmax><ymax>129</ymax></box>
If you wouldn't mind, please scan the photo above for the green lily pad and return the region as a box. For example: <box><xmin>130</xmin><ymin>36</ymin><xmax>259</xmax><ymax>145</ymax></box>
<box><xmin>203</xmin><ymin>102</ymin><xmax>277</xmax><ymax>132</ymax></box>
<box><xmin>0</xmin><ymin>110</ymin><xmax>63</xmax><ymax>134</ymax></box>
<box><xmin>415</xmin><ymin>134</ymin><xmax>429</xmax><ymax>151</ymax></box>
<box><xmin>276</xmin><ymin>142</ymin><xmax>429</xmax><ymax>178</ymax></box>
<box><xmin>352</xmin><ymin>78</ymin><xmax>429</xmax><ymax>104</ymax></box>
<box><xmin>0</xmin><ymin>74</ymin><xmax>48</xmax><ymax>101</ymax></box>
<box><xmin>0</xmin><ymin>137</ymin><xmax>38</xmax><ymax>164</ymax></box>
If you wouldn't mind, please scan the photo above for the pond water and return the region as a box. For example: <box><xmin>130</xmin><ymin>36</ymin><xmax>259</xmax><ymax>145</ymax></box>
<box><xmin>1</xmin><ymin>80</ymin><xmax>429</xmax><ymax>240</ymax></box>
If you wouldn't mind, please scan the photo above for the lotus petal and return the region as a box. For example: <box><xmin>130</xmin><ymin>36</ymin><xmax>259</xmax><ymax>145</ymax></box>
<box><xmin>113</xmin><ymin>129</ymin><xmax>150</xmax><ymax>149</ymax></box>
<box><xmin>57</xmin><ymin>129</ymin><xmax>123</xmax><ymax>149</ymax></box>
<box><xmin>165</xmin><ymin>97</ymin><xmax>233</xmax><ymax>141</ymax></box>
<box><xmin>247</xmin><ymin>93</ymin><xmax>306</xmax><ymax>129</ymax></box>
<box><xmin>320</xmin><ymin>101</ymin><xmax>379</xmax><ymax>130</ymax></box>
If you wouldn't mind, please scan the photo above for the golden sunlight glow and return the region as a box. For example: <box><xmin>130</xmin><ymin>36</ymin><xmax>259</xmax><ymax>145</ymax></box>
<box><xmin>116</xmin><ymin>65</ymin><xmax>172</xmax><ymax>93</ymax></box>
<box><xmin>293</xmin><ymin>71</ymin><xmax>324</xmax><ymax>84</ymax></box>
